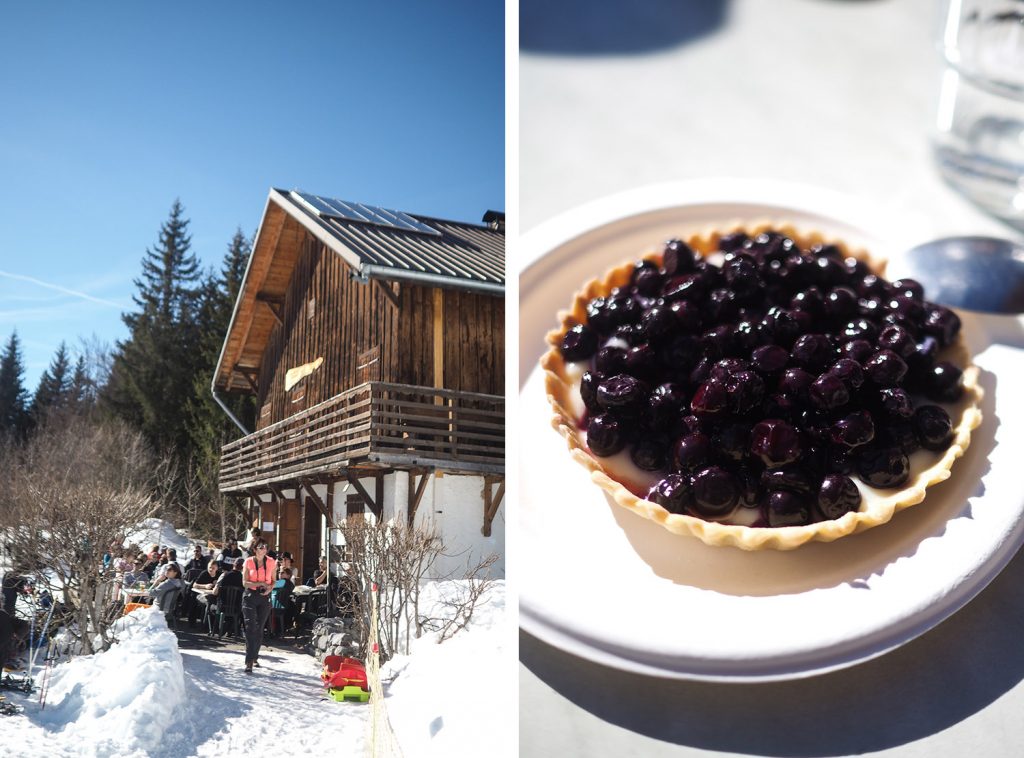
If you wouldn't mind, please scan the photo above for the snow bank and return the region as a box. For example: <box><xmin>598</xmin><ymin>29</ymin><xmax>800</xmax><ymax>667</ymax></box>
<box><xmin>382</xmin><ymin>580</ymin><xmax>509</xmax><ymax>758</ymax></box>
<box><xmin>122</xmin><ymin>518</ymin><xmax>196</xmax><ymax>556</ymax></box>
<box><xmin>34</xmin><ymin>607</ymin><xmax>185</xmax><ymax>758</ymax></box>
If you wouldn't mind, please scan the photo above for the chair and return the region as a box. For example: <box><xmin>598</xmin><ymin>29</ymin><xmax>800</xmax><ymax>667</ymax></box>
<box><xmin>269</xmin><ymin>581</ymin><xmax>298</xmax><ymax>640</ymax></box>
<box><xmin>300</xmin><ymin>587</ymin><xmax>330</xmax><ymax>628</ymax></box>
<box><xmin>209</xmin><ymin>585</ymin><xmax>243</xmax><ymax>638</ymax></box>
<box><xmin>184</xmin><ymin>568</ymin><xmax>203</xmax><ymax>583</ymax></box>
<box><xmin>161</xmin><ymin>588</ymin><xmax>182</xmax><ymax>631</ymax></box>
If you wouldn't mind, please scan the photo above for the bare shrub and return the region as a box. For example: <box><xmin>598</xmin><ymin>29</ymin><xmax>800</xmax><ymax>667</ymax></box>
<box><xmin>0</xmin><ymin>414</ymin><xmax>169</xmax><ymax>654</ymax></box>
<box><xmin>340</xmin><ymin>519</ymin><xmax>444</xmax><ymax>661</ymax></box>
<box><xmin>419</xmin><ymin>553</ymin><xmax>499</xmax><ymax>643</ymax></box>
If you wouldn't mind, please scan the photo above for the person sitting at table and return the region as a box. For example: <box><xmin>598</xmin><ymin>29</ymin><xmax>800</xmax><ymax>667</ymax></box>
<box><xmin>308</xmin><ymin>557</ymin><xmax>329</xmax><ymax>587</ymax></box>
<box><xmin>150</xmin><ymin>563</ymin><xmax>184</xmax><ymax>616</ymax></box>
<box><xmin>188</xmin><ymin>560</ymin><xmax>221</xmax><ymax>626</ymax></box>
<box><xmin>139</xmin><ymin>549</ymin><xmax>160</xmax><ymax>577</ymax></box>
<box><xmin>218</xmin><ymin>538</ymin><xmax>243</xmax><ymax>568</ymax></box>
<box><xmin>270</xmin><ymin>568</ymin><xmax>297</xmax><ymax>633</ymax></box>
<box><xmin>123</xmin><ymin>561</ymin><xmax>148</xmax><ymax>589</ymax></box>
<box><xmin>214</xmin><ymin>557</ymin><xmax>245</xmax><ymax>595</ymax></box>
<box><xmin>153</xmin><ymin>549</ymin><xmax>178</xmax><ymax>581</ymax></box>
<box><xmin>276</xmin><ymin>553</ymin><xmax>297</xmax><ymax>581</ymax></box>
<box><xmin>184</xmin><ymin>545</ymin><xmax>207</xmax><ymax>576</ymax></box>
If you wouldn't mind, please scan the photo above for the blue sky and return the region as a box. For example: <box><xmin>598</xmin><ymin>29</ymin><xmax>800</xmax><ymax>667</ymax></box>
<box><xmin>0</xmin><ymin>1</ymin><xmax>504</xmax><ymax>391</ymax></box>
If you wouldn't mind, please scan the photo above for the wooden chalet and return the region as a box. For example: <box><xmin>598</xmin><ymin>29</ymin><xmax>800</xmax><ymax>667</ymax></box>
<box><xmin>212</xmin><ymin>189</ymin><xmax>505</xmax><ymax>580</ymax></box>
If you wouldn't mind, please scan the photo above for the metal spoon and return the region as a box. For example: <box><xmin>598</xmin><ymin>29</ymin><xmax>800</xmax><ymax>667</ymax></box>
<box><xmin>888</xmin><ymin>236</ymin><xmax>1024</xmax><ymax>314</ymax></box>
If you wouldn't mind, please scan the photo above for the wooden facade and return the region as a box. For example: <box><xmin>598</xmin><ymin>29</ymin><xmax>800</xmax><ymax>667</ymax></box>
<box><xmin>253</xmin><ymin>235</ymin><xmax>504</xmax><ymax>428</ymax></box>
<box><xmin>214</xmin><ymin>190</ymin><xmax>505</xmax><ymax>577</ymax></box>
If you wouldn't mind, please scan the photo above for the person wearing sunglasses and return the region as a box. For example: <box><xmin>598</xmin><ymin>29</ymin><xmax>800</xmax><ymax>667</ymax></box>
<box><xmin>241</xmin><ymin>541</ymin><xmax>276</xmax><ymax>674</ymax></box>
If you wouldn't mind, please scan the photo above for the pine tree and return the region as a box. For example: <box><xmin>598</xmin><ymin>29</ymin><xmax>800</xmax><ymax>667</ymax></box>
<box><xmin>0</xmin><ymin>330</ymin><xmax>29</xmax><ymax>436</ymax></box>
<box><xmin>184</xmin><ymin>230</ymin><xmax>255</xmax><ymax>488</ymax></box>
<box><xmin>32</xmin><ymin>341</ymin><xmax>72</xmax><ymax>419</ymax></box>
<box><xmin>104</xmin><ymin>199</ymin><xmax>203</xmax><ymax>454</ymax></box>
<box><xmin>69</xmin><ymin>354</ymin><xmax>93</xmax><ymax>409</ymax></box>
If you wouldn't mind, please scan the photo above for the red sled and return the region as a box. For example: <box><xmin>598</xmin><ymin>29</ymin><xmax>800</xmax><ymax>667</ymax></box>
<box><xmin>321</xmin><ymin>655</ymin><xmax>368</xmax><ymax>691</ymax></box>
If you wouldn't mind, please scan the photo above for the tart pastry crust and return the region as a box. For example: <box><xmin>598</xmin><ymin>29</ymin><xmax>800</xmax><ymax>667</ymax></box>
<box><xmin>541</xmin><ymin>222</ymin><xmax>984</xmax><ymax>551</ymax></box>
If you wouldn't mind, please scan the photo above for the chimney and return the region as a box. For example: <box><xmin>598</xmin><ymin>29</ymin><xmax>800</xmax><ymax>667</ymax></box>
<box><xmin>482</xmin><ymin>210</ymin><xmax>505</xmax><ymax>233</ymax></box>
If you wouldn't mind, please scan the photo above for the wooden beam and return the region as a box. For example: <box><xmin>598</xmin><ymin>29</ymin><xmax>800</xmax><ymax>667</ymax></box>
<box><xmin>374</xmin><ymin>278</ymin><xmax>401</xmax><ymax>309</ymax></box>
<box><xmin>407</xmin><ymin>469</ymin><xmax>430</xmax><ymax>527</ymax></box>
<box><xmin>256</xmin><ymin>293</ymin><xmax>285</xmax><ymax>326</ymax></box>
<box><xmin>433</xmin><ymin>289</ymin><xmax>444</xmax><ymax>389</ymax></box>
<box><xmin>348</xmin><ymin>473</ymin><xmax>382</xmax><ymax>520</ymax></box>
<box><xmin>482</xmin><ymin>476</ymin><xmax>504</xmax><ymax>537</ymax></box>
<box><xmin>234</xmin><ymin>365</ymin><xmax>260</xmax><ymax>394</ymax></box>
<box><xmin>300</xmin><ymin>479</ymin><xmax>332</xmax><ymax>527</ymax></box>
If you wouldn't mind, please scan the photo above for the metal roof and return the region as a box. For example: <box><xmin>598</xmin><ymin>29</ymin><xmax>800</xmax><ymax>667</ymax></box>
<box><xmin>276</xmin><ymin>188</ymin><xmax>505</xmax><ymax>293</ymax></box>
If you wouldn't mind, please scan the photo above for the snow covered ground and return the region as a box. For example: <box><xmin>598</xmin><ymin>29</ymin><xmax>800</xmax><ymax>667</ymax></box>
<box><xmin>1</xmin><ymin>581</ymin><xmax>510</xmax><ymax>758</ymax></box>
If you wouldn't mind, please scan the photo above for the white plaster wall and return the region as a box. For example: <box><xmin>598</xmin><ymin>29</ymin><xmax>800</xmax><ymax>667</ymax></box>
<box><xmin>328</xmin><ymin>472</ymin><xmax>505</xmax><ymax>580</ymax></box>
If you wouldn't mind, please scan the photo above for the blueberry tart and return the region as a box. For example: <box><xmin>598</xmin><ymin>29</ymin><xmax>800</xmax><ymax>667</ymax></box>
<box><xmin>541</xmin><ymin>223</ymin><xmax>983</xmax><ymax>550</ymax></box>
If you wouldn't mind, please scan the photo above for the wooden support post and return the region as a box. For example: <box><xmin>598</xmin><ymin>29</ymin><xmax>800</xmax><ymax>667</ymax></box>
<box><xmin>407</xmin><ymin>469</ymin><xmax>430</xmax><ymax>527</ymax></box>
<box><xmin>300</xmin><ymin>479</ymin><xmax>332</xmax><ymax>527</ymax></box>
<box><xmin>235</xmin><ymin>365</ymin><xmax>260</xmax><ymax>395</ymax></box>
<box><xmin>482</xmin><ymin>476</ymin><xmax>505</xmax><ymax>537</ymax></box>
<box><xmin>348</xmin><ymin>471</ymin><xmax>383</xmax><ymax>520</ymax></box>
<box><xmin>256</xmin><ymin>293</ymin><xmax>285</xmax><ymax>325</ymax></box>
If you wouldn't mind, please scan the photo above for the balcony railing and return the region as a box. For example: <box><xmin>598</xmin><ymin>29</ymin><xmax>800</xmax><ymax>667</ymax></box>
<box><xmin>219</xmin><ymin>381</ymin><xmax>504</xmax><ymax>492</ymax></box>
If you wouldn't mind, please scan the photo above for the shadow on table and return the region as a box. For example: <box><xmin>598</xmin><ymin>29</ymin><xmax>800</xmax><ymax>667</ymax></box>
<box><xmin>520</xmin><ymin>0</ymin><xmax>730</xmax><ymax>56</ymax></box>
<box><xmin>521</xmin><ymin>541</ymin><xmax>1024</xmax><ymax>754</ymax></box>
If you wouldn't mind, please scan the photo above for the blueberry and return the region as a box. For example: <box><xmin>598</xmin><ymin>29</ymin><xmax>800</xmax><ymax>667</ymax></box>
<box><xmin>778</xmin><ymin>367</ymin><xmax>815</xmax><ymax>402</ymax></box>
<box><xmin>877</xmin><ymin>324</ymin><xmax>916</xmax><ymax>359</ymax></box>
<box><xmin>639</xmin><ymin>306</ymin><xmax>677</xmax><ymax>343</ymax></box>
<box><xmin>725</xmin><ymin>369</ymin><xmax>766</xmax><ymax>414</ymax></box>
<box><xmin>690</xmin><ymin>466</ymin><xmax>740</xmax><ymax>518</ymax></box>
<box><xmin>647</xmin><ymin>383</ymin><xmax>688</xmax><ymax>432</ymax></box>
<box><xmin>841</xmin><ymin>318</ymin><xmax>878</xmax><ymax>342</ymax></box>
<box><xmin>856</xmin><ymin>446</ymin><xmax>910</xmax><ymax>488</ymax></box>
<box><xmin>840</xmin><ymin>338</ymin><xmax>874</xmax><ymax>364</ymax></box>
<box><xmin>878</xmin><ymin>387</ymin><xmax>913</xmax><ymax>419</ymax></box>
<box><xmin>817</xmin><ymin>474</ymin><xmax>861</xmax><ymax>519</ymax></box>
<box><xmin>560</xmin><ymin>324</ymin><xmax>598</xmax><ymax>361</ymax></box>
<box><xmin>725</xmin><ymin>259</ymin><xmax>762</xmax><ymax>299</ymax></box>
<box><xmin>587</xmin><ymin>413</ymin><xmax>626</xmax><ymax>457</ymax></box>
<box><xmin>663</xmin><ymin>273</ymin><xmax>706</xmax><ymax>302</ymax></box>
<box><xmin>881</xmin><ymin>420</ymin><xmax>922</xmax><ymax>455</ymax></box>
<box><xmin>811</xmin><ymin>256</ymin><xmax>848</xmax><ymax>287</ymax></box>
<box><xmin>750</xmin><ymin>419</ymin><xmax>802</xmax><ymax>467</ymax></box>
<box><xmin>662</xmin><ymin>335</ymin><xmax>701</xmax><ymax>375</ymax></box>
<box><xmin>923</xmin><ymin>306</ymin><xmax>961</xmax><ymax>347</ymax></box>
<box><xmin>707</xmin><ymin>288</ymin><xmax>739</xmax><ymax>324</ymax></box>
<box><xmin>668</xmin><ymin>300</ymin><xmax>702</xmax><ymax>333</ymax></box>
<box><xmin>631</xmin><ymin>437</ymin><xmax>668</xmax><ymax>472</ymax></box>
<box><xmin>926</xmin><ymin>361</ymin><xmax>963</xmax><ymax>403</ymax></box>
<box><xmin>891</xmin><ymin>278</ymin><xmax>924</xmax><ymax>300</ymax></box>
<box><xmin>809</xmin><ymin>372</ymin><xmax>850</xmax><ymax>411</ymax></box>
<box><xmin>595</xmin><ymin>346</ymin><xmax>627</xmax><ymax>375</ymax></box>
<box><xmin>759</xmin><ymin>308</ymin><xmax>802</xmax><ymax>348</ymax></box>
<box><xmin>648</xmin><ymin>474</ymin><xmax>693</xmax><ymax>514</ymax></box>
<box><xmin>717</xmin><ymin>232</ymin><xmax>749</xmax><ymax>253</ymax></box>
<box><xmin>713</xmin><ymin>423</ymin><xmax>750</xmax><ymax>461</ymax></box>
<box><xmin>856</xmin><ymin>274</ymin><xmax>890</xmax><ymax>298</ymax></box>
<box><xmin>792</xmin><ymin>334</ymin><xmax>836</xmax><ymax>372</ymax></box>
<box><xmin>829</xmin><ymin>358</ymin><xmax>864</xmax><ymax>390</ymax></box>
<box><xmin>597</xmin><ymin>374</ymin><xmax>647</xmax><ymax>409</ymax></box>
<box><xmin>624</xmin><ymin>344</ymin><xmax>659</xmax><ymax>381</ymax></box>
<box><xmin>830</xmin><ymin>410</ymin><xmax>876</xmax><ymax>449</ymax></box>
<box><xmin>633</xmin><ymin>266</ymin><xmax>664</xmax><ymax>297</ymax></box>
<box><xmin>824</xmin><ymin>286</ymin><xmax>858</xmax><ymax>319</ymax></box>
<box><xmin>662</xmin><ymin>238</ymin><xmax>698</xmax><ymax>276</ymax></box>
<box><xmin>766</xmin><ymin>491</ymin><xmax>812</xmax><ymax>527</ymax></box>
<box><xmin>864</xmin><ymin>350</ymin><xmax>908</xmax><ymax>388</ymax></box>
<box><xmin>691</xmin><ymin>378</ymin><xmax>730</xmax><ymax>414</ymax></box>
<box><xmin>790</xmin><ymin>287</ymin><xmax>826</xmax><ymax>317</ymax></box>
<box><xmin>710</xmin><ymin>357</ymin><xmax>749</xmax><ymax>380</ymax></box>
<box><xmin>580</xmin><ymin>371</ymin><xmax>605</xmax><ymax>413</ymax></box>
<box><xmin>913</xmin><ymin>405</ymin><xmax>954</xmax><ymax>451</ymax></box>
<box><xmin>700</xmin><ymin>324</ymin><xmax>736</xmax><ymax>359</ymax></box>
<box><xmin>751</xmin><ymin>344</ymin><xmax>789</xmax><ymax>374</ymax></box>
<box><xmin>673</xmin><ymin>432</ymin><xmax>712</xmax><ymax>473</ymax></box>
<box><xmin>761</xmin><ymin>466</ymin><xmax>814</xmax><ymax>495</ymax></box>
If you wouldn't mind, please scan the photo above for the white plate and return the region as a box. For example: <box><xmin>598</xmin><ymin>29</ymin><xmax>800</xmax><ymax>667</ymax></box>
<box><xmin>518</xmin><ymin>180</ymin><xmax>1024</xmax><ymax>682</ymax></box>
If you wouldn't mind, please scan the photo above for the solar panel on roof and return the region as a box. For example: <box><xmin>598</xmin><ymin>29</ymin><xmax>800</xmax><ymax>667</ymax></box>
<box><xmin>292</xmin><ymin>191</ymin><xmax>441</xmax><ymax>237</ymax></box>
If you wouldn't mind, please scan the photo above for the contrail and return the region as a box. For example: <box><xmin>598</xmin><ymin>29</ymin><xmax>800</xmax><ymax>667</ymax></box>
<box><xmin>0</xmin><ymin>269</ymin><xmax>126</xmax><ymax>308</ymax></box>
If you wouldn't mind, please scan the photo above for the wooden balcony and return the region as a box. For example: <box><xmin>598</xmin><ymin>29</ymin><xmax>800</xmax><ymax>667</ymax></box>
<box><xmin>219</xmin><ymin>382</ymin><xmax>504</xmax><ymax>493</ymax></box>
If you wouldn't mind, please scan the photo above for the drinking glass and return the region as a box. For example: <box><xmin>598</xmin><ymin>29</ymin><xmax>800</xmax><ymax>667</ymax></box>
<box><xmin>934</xmin><ymin>0</ymin><xmax>1024</xmax><ymax>225</ymax></box>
